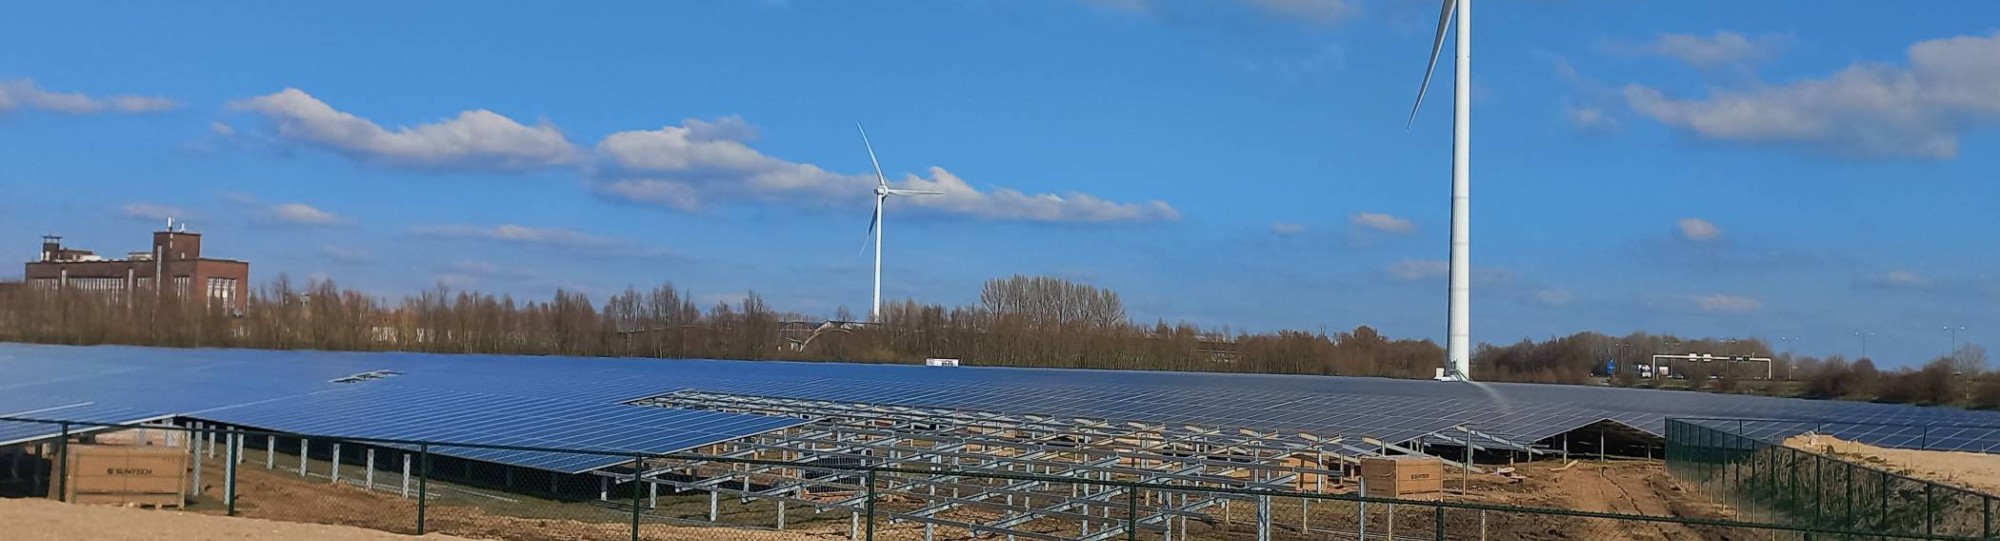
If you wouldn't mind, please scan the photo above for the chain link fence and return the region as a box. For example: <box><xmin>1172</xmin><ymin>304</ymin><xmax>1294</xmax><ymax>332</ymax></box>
<box><xmin>4</xmin><ymin>416</ymin><xmax>1992</xmax><ymax>541</ymax></box>
<box><xmin>1667</xmin><ymin>418</ymin><xmax>1998</xmax><ymax>539</ymax></box>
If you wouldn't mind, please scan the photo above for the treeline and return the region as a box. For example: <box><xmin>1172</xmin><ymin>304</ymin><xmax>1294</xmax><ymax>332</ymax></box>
<box><xmin>0</xmin><ymin>274</ymin><xmax>1441</xmax><ymax>377</ymax></box>
<box><xmin>2</xmin><ymin>274</ymin><xmax>1991</xmax><ymax>409</ymax></box>
<box><xmin>1474</xmin><ymin>331</ymin><xmax>1999</xmax><ymax>408</ymax></box>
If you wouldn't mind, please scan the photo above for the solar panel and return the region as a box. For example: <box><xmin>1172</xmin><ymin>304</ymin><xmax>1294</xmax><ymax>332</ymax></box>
<box><xmin>3</xmin><ymin>343</ymin><xmax>1998</xmax><ymax>460</ymax></box>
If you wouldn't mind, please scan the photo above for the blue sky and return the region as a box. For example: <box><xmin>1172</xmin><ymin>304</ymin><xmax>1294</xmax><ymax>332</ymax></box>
<box><xmin>1</xmin><ymin>1</ymin><xmax>1995</xmax><ymax>366</ymax></box>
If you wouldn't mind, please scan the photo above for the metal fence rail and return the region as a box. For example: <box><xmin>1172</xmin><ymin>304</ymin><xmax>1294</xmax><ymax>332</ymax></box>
<box><xmin>3</xmin><ymin>415</ymin><xmax>1992</xmax><ymax>541</ymax></box>
<box><xmin>1666</xmin><ymin>418</ymin><xmax>1997</xmax><ymax>540</ymax></box>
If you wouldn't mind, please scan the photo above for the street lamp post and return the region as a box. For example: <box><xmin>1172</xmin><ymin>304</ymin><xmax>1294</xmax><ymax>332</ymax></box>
<box><xmin>1777</xmin><ymin>336</ymin><xmax>1799</xmax><ymax>379</ymax></box>
<box><xmin>1947</xmin><ymin>325</ymin><xmax>1965</xmax><ymax>359</ymax></box>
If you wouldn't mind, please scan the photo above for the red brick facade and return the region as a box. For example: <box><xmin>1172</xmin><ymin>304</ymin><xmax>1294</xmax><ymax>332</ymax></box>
<box><xmin>25</xmin><ymin>230</ymin><xmax>250</xmax><ymax>309</ymax></box>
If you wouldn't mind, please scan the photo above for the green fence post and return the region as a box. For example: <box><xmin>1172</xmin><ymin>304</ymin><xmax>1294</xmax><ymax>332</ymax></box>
<box><xmin>55</xmin><ymin>422</ymin><xmax>69</xmax><ymax>503</ymax></box>
<box><xmin>1812</xmin><ymin>454</ymin><xmax>1822</xmax><ymax>525</ymax></box>
<box><xmin>1878</xmin><ymin>469</ymin><xmax>1888</xmax><ymax>532</ymax></box>
<box><xmin>631</xmin><ymin>454</ymin><xmax>643</xmax><ymax>541</ymax></box>
<box><xmin>1843</xmin><ymin>462</ymin><xmax>1853</xmax><ymax>529</ymax></box>
<box><xmin>417</xmin><ymin>444</ymin><xmax>429</xmax><ymax>536</ymax></box>
<box><xmin>1433</xmin><ymin>503</ymin><xmax>1445</xmax><ymax>541</ymax></box>
<box><xmin>1126</xmin><ymin>482</ymin><xmax>1138</xmax><ymax>541</ymax></box>
<box><xmin>1925</xmin><ymin>483</ymin><xmax>1935</xmax><ymax>537</ymax></box>
<box><xmin>864</xmin><ymin>469</ymin><xmax>878</xmax><ymax>541</ymax></box>
<box><xmin>1983</xmin><ymin>495</ymin><xmax>1991</xmax><ymax>540</ymax></box>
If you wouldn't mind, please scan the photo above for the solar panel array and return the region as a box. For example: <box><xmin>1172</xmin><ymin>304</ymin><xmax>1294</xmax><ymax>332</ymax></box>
<box><xmin>3</xmin><ymin>343</ymin><xmax>1998</xmax><ymax>464</ymax></box>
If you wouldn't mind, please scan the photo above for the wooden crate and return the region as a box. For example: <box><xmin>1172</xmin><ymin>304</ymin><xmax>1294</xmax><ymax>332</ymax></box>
<box><xmin>1357</xmin><ymin>455</ymin><xmax>1443</xmax><ymax>499</ymax></box>
<box><xmin>48</xmin><ymin>444</ymin><xmax>188</xmax><ymax>508</ymax></box>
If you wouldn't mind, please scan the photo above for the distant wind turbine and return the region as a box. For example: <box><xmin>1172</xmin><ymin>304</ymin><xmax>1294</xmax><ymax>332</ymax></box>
<box><xmin>1410</xmin><ymin>0</ymin><xmax>1472</xmax><ymax>381</ymax></box>
<box><xmin>858</xmin><ymin>125</ymin><xmax>943</xmax><ymax>321</ymax></box>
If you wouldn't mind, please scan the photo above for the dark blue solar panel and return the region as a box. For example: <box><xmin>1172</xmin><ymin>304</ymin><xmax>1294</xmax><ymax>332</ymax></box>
<box><xmin>5</xmin><ymin>343</ymin><xmax>2000</xmax><ymax>459</ymax></box>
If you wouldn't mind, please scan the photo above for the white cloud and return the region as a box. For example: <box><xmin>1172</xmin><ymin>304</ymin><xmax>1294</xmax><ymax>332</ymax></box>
<box><xmin>1533</xmin><ymin>289</ymin><xmax>1575</xmax><ymax>306</ymax></box>
<box><xmin>318</xmin><ymin>245</ymin><xmax>375</xmax><ymax>264</ymax></box>
<box><xmin>448</xmin><ymin>259</ymin><xmax>540</xmax><ymax>280</ymax></box>
<box><xmin>1641</xmin><ymin>31</ymin><xmax>1792</xmax><ymax>69</ymax></box>
<box><xmin>593</xmin><ymin>118</ymin><xmax>1179</xmax><ymax>223</ymax></box>
<box><xmin>593</xmin><ymin>179</ymin><xmax>702</xmax><ymax>211</ymax></box>
<box><xmin>433</xmin><ymin>274</ymin><xmax>478</xmax><ymax>289</ymax></box>
<box><xmin>1694</xmin><ymin>294</ymin><xmax>1762</xmax><ymax>313</ymax></box>
<box><xmin>1626</xmin><ymin>32</ymin><xmax>2000</xmax><ymax>159</ymax></box>
<box><xmin>1677</xmin><ymin>217</ymin><xmax>1722</xmax><ymax>242</ymax></box>
<box><xmin>217</xmin><ymin>90</ymin><xmax>1177</xmax><ymax>225</ymax></box>
<box><xmin>1269</xmin><ymin>222</ymin><xmax>1307</xmax><ymax>236</ymax></box>
<box><xmin>119</xmin><ymin>203</ymin><xmax>186</xmax><ymax>222</ymax></box>
<box><xmin>267</xmin><ymin>203</ymin><xmax>340</xmax><ymax>225</ymax></box>
<box><xmin>1243</xmin><ymin>0</ymin><xmax>1354</xmax><ymax>23</ymax></box>
<box><xmin>0</xmin><ymin>79</ymin><xmax>178</xmax><ymax>114</ymax></box>
<box><xmin>410</xmin><ymin>224</ymin><xmax>623</xmax><ymax>250</ymax></box>
<box><xmin>1388</xmin><ymin>260</ymin><xmax>1449</xmax><ymax>281</ymax></box>
<box><xmin>1566</xmin><ymin>106</ymin><xmax>1617</xmax><ymax>131</ymax></box>
<box><xmin>894</xmin><ymin>167</ymin><xmax>1182</xmax><ymax>222</ymax></box>
<box><xmin>1080</xmin><ymin>0</ymin><xmax>1149</xmax><ymax>12</ymax></box>
<box><xmin>229</xmin><ymin>88</ymin><xmax>579</xmax><ymax>170</ymax></box>
<box><xmin>1878</xmin><ymin>270</ymin><xmax>1925</xmax><ymax>287</ymax></box>
<box><xmin>1078</xmin><ymin>0</ymin><xmax>1352</xmax><ymax>22</ymax></box>
<box><xmin>1350</xmin><ymin>212</ymin><xmax>1416</xmax><ymax>234</ymax></box>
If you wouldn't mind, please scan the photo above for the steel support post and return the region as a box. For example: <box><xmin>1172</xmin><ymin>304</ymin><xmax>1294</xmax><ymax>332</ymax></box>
<box><xmin>191</xmin><ymin>431</ymin><xmax>203</xmax><ymax>497</ymax></box>
<box><xmin>225</xmin><ymin>433</ymin><xmax>239</xmax><ymax>516</ymax></box>
<box><xmin>55</xmin><ymin>422</ymin><xmax>70</xmax><ymax>502</ymax></box>
<box><xmin>417</xmin><ymin>445</ymin><xmax>430</xmax><ymax>536</ymax></box>
<box><xmin>865</xmin><ymin>469</ymin><xmax>878</xmax><ymax>541</ymax></box>
<box><xmin>1257</xmin><ymin>494</ymin><xmax>1271</xmax><ymax>541</ymax></box>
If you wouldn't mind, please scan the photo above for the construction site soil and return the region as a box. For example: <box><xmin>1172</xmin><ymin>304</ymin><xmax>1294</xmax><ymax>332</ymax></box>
<box><xmin>13</xmin><ymin>457</ymin><xmax>1766</xmax><ymax>541</ymax></box>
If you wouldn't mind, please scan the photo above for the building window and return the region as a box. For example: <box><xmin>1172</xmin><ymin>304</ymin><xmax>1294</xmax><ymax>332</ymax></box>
<box><xmin>71</xmin><ymin>277</ymin><xmax>127</xmax><ymax>294</ymax></box>
<box><xmin>206</xmin><ymin>277</ymin><xmax>238</xmax><ymax>309</ymax></box>
<box><xmin>173</xmin><ymin>276</ymin><xmax>192</xmax><ymax>296</ymax></box>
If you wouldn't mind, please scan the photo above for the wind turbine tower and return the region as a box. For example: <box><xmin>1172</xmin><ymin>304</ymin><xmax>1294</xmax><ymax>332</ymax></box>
<box><xmin>1410</xmin><ymin>0</ymin><xmax>1472</xmax><ymax>381</ymax></box>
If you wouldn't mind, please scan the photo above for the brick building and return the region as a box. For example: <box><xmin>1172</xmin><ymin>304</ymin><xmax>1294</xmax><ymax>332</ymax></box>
<box><xmin>25</xmin><ymin>223</ymin><xmax>250</xmax><ymax>309</ymax></box>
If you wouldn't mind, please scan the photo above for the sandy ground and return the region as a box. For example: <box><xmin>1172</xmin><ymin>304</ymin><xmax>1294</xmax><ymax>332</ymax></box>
<box><xmin>1450</xmin><ymin>459</ymin><xmax>1744</xmax><ymax>541</ymax></box>
<box><xmin>209</xmin><ymin>461</ymin><xmax>851</xmax><ymax>541</ymax></box>
<box><xmin>17</xmin><ymin>452</ymin><xmax>1750</xmax><ymax>541</ymax></box>
<box><xmin>1785</xmin><ymin>433</ymin><xmax>2000</xmax><ymax>495</ymax></box>
<box><xmin>1</xmin><ymin>497</ymin><xmax>473</xmax><ymax>541</ymax></box>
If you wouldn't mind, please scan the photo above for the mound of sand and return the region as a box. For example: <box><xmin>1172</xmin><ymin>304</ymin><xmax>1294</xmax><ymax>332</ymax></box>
<box><xmin>1784</xmin><ymin>433</ymin><xmax>2000</xmax><ymax>496</ymax></box>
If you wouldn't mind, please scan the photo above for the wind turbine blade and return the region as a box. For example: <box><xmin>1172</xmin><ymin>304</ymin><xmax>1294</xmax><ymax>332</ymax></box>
<box><xmin>858</xmin><ymin>124</ymin><xmax>889</xmax><ymax>188</ymax></box>
<box><xmin>860</xmin><ymin>196</ymin><xmax>881</xmax><ymax>256</ymax></box>
<box><xmin>886</xmin><ymin>189</ymin><xmax>946</xmax><ymax>196</ymax></box>
<box><xmin>1408</xmin><ymin>0</ymin><xmax>1457</xmax><ymax>128</ymax></box>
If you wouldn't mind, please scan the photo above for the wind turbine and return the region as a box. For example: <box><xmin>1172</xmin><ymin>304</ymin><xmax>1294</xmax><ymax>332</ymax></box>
<box><xmin>1410</xmin><ymin>0</ymin><xmax>1472</xmax><ymax>381</ymax></box>
<box><xmin>858</xmin><ymin>125</ymin><xmax>943</xmax><ymax>321</ymax></box>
